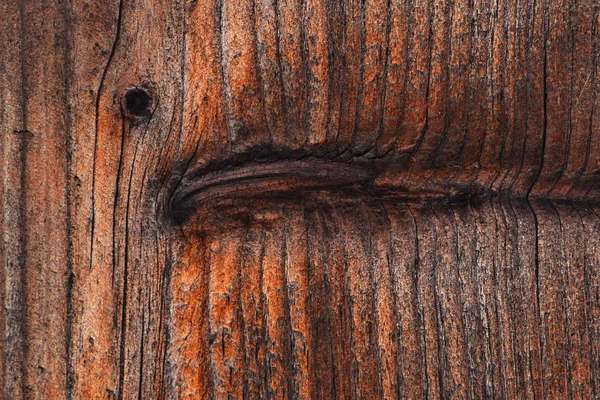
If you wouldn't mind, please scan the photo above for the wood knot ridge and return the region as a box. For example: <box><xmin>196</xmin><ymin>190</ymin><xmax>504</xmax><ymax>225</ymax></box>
<box><xmin>168</xmin><ymin>160</ymin><xmax>376</xmax><ymax>222</ymax></box>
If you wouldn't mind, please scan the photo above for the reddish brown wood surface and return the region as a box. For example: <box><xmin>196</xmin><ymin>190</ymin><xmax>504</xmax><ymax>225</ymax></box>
<box><xmin>1</xmin><ymin>0</ymin><xmax>600</xmax><ymax>398</ymax></box>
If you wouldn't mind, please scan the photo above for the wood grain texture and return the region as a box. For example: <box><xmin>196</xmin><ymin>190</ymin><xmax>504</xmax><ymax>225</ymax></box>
<box><xmin>1</xmin><ymin>0</ymin><xmax>600</xmax><ymax>398</ymax></box>
<box><xmin>170</xmin><ymin>195</ymin><xmax>600</xmax><ymax>399</ymax></box>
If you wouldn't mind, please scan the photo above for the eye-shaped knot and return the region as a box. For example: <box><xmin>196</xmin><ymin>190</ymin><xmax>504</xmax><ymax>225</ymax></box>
<box><xmin>122</xmin><ymin>86</ymin><xmax>153</xmax><ymax>121</ymax></box>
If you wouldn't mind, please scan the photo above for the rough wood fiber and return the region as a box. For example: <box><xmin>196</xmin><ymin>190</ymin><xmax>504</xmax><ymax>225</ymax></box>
<box><xmin>171</xmin><ymin>196</ymin><xmax>600</xmax><ymax>399</ymax></box>
<box><xmin>1</xmin><ymin>0</ymin><xmax>600</xmax><ymax>399</ymax></box>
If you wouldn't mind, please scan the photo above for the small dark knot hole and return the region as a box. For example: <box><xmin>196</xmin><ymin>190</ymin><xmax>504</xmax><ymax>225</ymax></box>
<box><xmin>123</xmin><ymin>87</ymin><xmax>152</xmax><ymax>119</ymax></box>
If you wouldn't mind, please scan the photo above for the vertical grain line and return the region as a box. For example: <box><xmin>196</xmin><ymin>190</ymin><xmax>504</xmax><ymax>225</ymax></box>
<box><xmin>91</xmin><ymin>0</ymin><xmax>124</xmax><ymax>276</ymax></box>
<box><xmin>59</xmin><ymin>0</ymin><xmax>74</xmax><ymax>395</ymax></box>
<box><xmin>18</xmin><ymin>1</ymin><xmax>29</xmax><ymax>397</ymax></box>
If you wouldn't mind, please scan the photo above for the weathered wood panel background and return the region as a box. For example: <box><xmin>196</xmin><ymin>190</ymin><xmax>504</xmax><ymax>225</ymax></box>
<box><xmin>1</xmin><ymin>0</ymin><xmax>599</xmax><ymax>398</ymax></box>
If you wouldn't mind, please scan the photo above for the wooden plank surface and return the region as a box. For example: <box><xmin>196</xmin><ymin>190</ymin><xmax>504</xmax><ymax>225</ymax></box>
<box><xmin>1</xmin><ymin>0</ymin><xmax>600</xmax><ymax>398</ymax></box>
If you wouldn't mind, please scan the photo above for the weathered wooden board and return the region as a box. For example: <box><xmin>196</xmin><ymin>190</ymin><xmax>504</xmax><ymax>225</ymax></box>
<box><xmin>1</xmin><ymin>0</ymin><xmax>599</xmax><ymax>398</ymax></box>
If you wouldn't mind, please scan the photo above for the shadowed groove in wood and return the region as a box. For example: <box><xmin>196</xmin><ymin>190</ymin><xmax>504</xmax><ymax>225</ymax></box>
<box><xmin>169</xmin><ymin>160</ymin><xmax>376</xmax><ymax>221</ymax></box>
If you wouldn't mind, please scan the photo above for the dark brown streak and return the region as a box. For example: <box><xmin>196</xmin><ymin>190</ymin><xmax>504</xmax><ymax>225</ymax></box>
<box><xmin>91</xmin><ymin>0</ymin><xmax>124</xmax><ymax>277</ymax></box>
<box><xmin>59</xmin><ymin>0</ymin><xmax>74</xmax><ymax>396</ymax></box>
